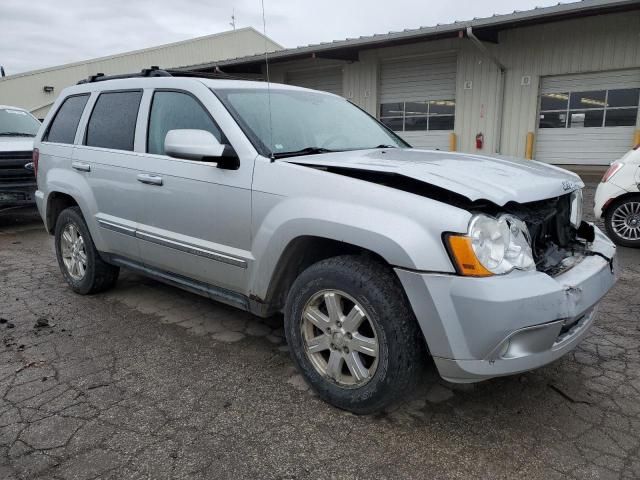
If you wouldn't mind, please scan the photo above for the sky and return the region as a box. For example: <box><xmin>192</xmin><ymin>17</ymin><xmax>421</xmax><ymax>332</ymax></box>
<box><xmin>1</xmin><ymin>0</ymin><xmax>571</xmax><ymax>75</ymax></box>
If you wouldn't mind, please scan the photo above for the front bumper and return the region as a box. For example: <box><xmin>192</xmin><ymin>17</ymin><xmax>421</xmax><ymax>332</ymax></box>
<box><xmin>0</xmin><ymin>183</ymin><xmax>37</xmax><ymax>210</ymax></box>
<box><xmin>396</xmin><ymin>226</ymin><xmax>617</xmax><ymax>383</ymax></box>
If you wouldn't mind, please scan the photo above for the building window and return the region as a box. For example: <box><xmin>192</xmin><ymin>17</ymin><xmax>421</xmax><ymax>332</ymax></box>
<box><xmin>379</xmin><ymin>100</ymin><xmax>455</xmax><ymax>132</ymax></box>
<box><xmin>539</xmin><ymin>88</ymin><xmax>639</xmax><ymax>129</ymax></box>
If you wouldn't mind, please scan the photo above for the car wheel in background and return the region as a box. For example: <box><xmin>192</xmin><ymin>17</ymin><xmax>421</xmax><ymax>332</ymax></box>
<box><xmin>54</xmin><ymin>206</ymin><xmax>119</xmax><ymax>294</ymax></box>
<box><xmin>604</xmin><ymin>195</ymin><xmax>640</xmax><ymax>248</ymax></box>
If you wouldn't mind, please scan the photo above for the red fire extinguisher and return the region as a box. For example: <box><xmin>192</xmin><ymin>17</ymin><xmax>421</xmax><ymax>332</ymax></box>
<box><xmin>475</xmin><ymin>132</ymin><xmax>484</xmax><ymax>150</ymax></box>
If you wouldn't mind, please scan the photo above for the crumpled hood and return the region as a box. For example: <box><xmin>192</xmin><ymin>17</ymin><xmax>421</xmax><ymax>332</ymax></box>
<box><xmin>284</xmin><ymin>148</ymin><xmax>583</xmax><ymax>205</ymax></box>
<box><xmin>0</xmin><ymin>136</ymin><xmax>34</xmax><ymax>153</ymax></box>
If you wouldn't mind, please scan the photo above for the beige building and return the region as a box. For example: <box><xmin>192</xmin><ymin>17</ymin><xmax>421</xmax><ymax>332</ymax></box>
<box><xmin>190</xmin><ymin>0</ymin><xmax>640</xmax><ymax>166</ymax></box>
<box><xmin>0</xmin><ymin>27</ymin><xmax>281</xmax><ymax>119</ymax></box>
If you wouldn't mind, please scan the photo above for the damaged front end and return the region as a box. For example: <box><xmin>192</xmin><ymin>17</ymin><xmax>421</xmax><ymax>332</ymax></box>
<box><xmin>292</xmin><ymin>162</ymin><xmax>612</xmax><ymax>277</ymax></box>
<box><xmin>503</xmin><ymin>195</ymin><xmax>588</xmax><ymax>275</ymax></box>
<box><xmin>499</xmin><ymin>193</ymin><xmax>610</xmax><ymax>277</ymax></box>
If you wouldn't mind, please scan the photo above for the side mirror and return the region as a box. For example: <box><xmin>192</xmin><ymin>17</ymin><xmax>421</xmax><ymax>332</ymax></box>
<box><xmin>164</xmin><ymin>129</ymin><xmax>225</xmax><ymax>162</ymax></box>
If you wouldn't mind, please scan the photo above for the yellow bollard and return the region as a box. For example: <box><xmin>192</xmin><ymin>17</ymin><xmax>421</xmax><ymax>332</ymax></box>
<box><xmin>633</xmin><ymin>129</ymin><xmax>640</xmax><ymax>147</ymax></box>
<box><xmin>525</xmin><ymin>132</ymin><xmax>534</xmax><ymax>160</ymax></box>
<box><xmin>449</xmin><ymin>132</ymin><xmax>457</xmax><ymax>152</ymax></box>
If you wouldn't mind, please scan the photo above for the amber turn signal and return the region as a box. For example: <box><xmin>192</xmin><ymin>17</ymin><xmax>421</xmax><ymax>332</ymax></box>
<box><xmin>446</xmin><ymin>235</ymin><xmax>493</xmax><ymax>277</ymax></box>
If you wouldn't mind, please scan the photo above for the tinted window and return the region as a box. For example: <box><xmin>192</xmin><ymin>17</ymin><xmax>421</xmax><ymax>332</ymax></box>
<box><xmin>46</xmin><ymin>95</ymin><xmax>89</xmax><ymax>144</ymax></box>
<box><xmin>569</xmin><ymin>90</ymin><xmax>606</xmax><ymax>109</ymax></box>
<box><xmin>85</xmin><ymin>91</ymin><xmax>142</xmax><ymax>151</ymax></box>
<box><xmin>539</xmin><ymin>87</ymin><xmax>640</xmax><ymax>129</ymax></box>
<box><xmin>569</xmin><ymin>110</ymin><xmax>604</xmax><ymax>128</ymax></box>
<box><xmin>605</xmin><ymin>108</ymin><xmax>638</xmax><ymax>127</ymax></box>
<box><xmin>148</xmin><ymin>91</ymin><xmax>222</xmax><ymax>155</ymax></box>
<box><xmin>540</xmin><ymin>93</ymin><xmax>568</xmax><ymax>111</ymax></box>
<box><xmin>378</xmin><ymin>99</ymin><xmax>455</xmax><ymax>132</ymax></box>
<box><xmin>607</xmin><ymin>88</ymin><xmax>640</xmax><ymax>108</ymax></box>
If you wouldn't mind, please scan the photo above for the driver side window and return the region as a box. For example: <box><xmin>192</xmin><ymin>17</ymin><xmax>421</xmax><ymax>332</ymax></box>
<box><xmin>147</xmin><ymin>91</ymin><xmax>223</xmax><ymax>155</ymax></box>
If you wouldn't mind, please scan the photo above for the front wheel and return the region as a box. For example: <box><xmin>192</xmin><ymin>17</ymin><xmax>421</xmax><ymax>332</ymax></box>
<box><xmin>54</xmin><ymin>206</ymin><xmax>120</xmax><ymax>294</ymax></box>
<box><xmin>284</xmin><ymin>255</ymin><xmax>426</xmax><ymax>414</ymax></box>
<box><xmin>604</xmin><ymin>195</ymin><xmax>640</xmax><ymax>248</ymax></box>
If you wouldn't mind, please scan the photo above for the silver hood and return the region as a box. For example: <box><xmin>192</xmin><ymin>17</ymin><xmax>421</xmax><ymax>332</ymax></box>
<box><xmin>284</xmin><ymin>148</ymin><xmax>583</xmax><ymax>206</ymax></box>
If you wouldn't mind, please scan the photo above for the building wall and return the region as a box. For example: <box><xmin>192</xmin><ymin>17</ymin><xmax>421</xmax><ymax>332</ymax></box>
<box><xmin>495</xmin><ymin>11</ymin><xmax>640</xmax><ymax>157</ymax></box>
<box><xmin>270</xmin><ymin>10</ymin><xmax>640</xmax><ymax>160</ymax></box>
<box><xmin>0</xmin><ymin>28</ymin><xmax>281</xmax><ymax>118</ymax></box>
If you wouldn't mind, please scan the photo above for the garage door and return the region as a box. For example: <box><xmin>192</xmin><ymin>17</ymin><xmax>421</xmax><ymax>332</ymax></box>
<box><xmin>286</xmin><ymin>67</ymin><xmax>343</xmax><ymax>96</ymax></box>
<box><xmin>536</xmin><ymin>69</ymin><xmax>640</xmax><ymax>165</ymax></box>
<box><xmin>378</xmin><ymin>52</ymin><xmax>457</xmax><ymax>150</ymax></box>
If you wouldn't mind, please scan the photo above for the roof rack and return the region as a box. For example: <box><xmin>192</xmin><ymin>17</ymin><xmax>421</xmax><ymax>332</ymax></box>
<box><xmin>77</xmin><ymin>66</ymin><xmax>258</xmax><ymax>84</ymax></box>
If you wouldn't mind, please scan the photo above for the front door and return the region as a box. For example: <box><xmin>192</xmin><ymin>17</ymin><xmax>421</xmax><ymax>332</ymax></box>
<box><xmin>134</xmin><ymin>88</ymin><xmax>253</xmax><ymax>296</ymax></box>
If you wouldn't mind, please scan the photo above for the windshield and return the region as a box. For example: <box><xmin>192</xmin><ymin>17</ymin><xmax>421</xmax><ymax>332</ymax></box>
<box><xmin>0</xmin><ymin>108</ymin><xmax>40</xmax><ymax>136</ymax></box>
<box><xmin>214</xmin><ymin>88</ymin><xmax>408</xmax><ymax>157</ymax></box>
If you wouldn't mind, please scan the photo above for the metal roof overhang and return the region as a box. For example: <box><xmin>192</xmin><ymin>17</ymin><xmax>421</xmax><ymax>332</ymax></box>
<box><xmin>183</xmin><ymin>0</ymin><xmax>640</xmax><ymax>74</ymax></box>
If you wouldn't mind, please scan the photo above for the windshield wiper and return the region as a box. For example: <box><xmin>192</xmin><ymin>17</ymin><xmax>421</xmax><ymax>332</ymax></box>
<box><xmin>0</xmin><ymin>132</ymin><xmax>36</xmax><ymax>137</ymax></box>
<box><xmin>374</xmin><ymin>144</ymin><xmax>398</xmax><ymax>149</ymax></box>
<box><xmin>272</xmin><ymin>147</ymin><xmax>337</xmax><ymax>159</ymax></box>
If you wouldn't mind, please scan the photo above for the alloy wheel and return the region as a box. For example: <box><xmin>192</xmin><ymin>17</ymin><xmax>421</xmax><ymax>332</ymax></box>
<box><xmin>60</xmin><ymin>223</ymin><xmax>88</xmax><ymax>281</ymax></box>
<box><xmin>611</xmin><ymin>201</ymin><xmax>640</xmax><ymax>241</ymax></box>
<box><xmin>301</xmin><ymin>290</ymin><xmax>379</xmax><ymax>388</ymax></box>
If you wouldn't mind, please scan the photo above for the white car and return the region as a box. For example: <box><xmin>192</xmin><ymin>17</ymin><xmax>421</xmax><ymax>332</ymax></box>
<box><xmin>594</xmin><ymin>145</ymin><xmax>640</xmax><ymax>247</ymax></box>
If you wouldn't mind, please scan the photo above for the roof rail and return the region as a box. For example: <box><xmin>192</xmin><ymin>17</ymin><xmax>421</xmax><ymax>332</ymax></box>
<box><xmin>77</xmin><ymin>66</ymin><xmax>259</xmax><ymax>84</ymax></box>
<box><xmin>77</xmin><ymin>66</ymin><xmax>170</xmax><ymax>84</ymax></box>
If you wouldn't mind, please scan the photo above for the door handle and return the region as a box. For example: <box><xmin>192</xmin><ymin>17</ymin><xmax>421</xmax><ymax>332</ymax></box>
<box><xmin>71</xmin><ymin>161</ymin><xmax>91</xmax><ymax>172</ymax></box>
<box><xmin>137</xmin><ymin>173</ymin><xmax>163</xmax><ymax>186</ymax></box>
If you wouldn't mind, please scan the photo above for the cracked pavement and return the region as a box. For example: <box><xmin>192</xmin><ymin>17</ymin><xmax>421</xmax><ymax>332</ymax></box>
<box><xmin>1</xmin><ymin>184</ymin><xmax>639</xmax><ymax>479</ymax></box>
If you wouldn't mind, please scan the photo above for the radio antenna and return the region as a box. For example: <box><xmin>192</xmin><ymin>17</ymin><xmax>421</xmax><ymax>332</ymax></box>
<box><xmin>260</xmin><ymin>0</ymin><xmax>275</xmax><ymax>160</ymax></box>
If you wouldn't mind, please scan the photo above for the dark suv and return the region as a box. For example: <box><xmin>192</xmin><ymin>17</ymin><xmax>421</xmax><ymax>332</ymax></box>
<box><xmin>0</xmin><ymin>105</ymin><xmax>39</xmax><ymax>211</ymax></box>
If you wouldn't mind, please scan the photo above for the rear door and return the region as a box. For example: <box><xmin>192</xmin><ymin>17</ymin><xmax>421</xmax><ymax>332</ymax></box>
<box><xmin>72</xmin><ymin>90</ymin><xmax>145</xmax><ymax>260</ymax></box>
<box><xmin>133</xmin><ymin>86</ymin><xmax>253</xmax><ymax>298</ymax></box>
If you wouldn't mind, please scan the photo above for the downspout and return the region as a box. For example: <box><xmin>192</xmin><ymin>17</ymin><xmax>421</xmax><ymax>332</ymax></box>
<box><xmin>466</xmin><ymin>26</ymin><xmax>506</xmax><ymax>154</ymax></box>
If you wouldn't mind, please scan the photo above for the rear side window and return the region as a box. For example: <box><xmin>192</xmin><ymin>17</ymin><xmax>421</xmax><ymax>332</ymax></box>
<box><xmin>147</xmin><ymin>91</ymin><xmax>222</xmax><ymax>155</ymax></box>
<box><xmin>45</xmin><ymin>94</ymin><xmax>89</xmax><ymax>144</ymax></box>
<box><xmin>85</xmin><ymin>91</ymin><xmax>143</xmax><ymax>151</ymax></box>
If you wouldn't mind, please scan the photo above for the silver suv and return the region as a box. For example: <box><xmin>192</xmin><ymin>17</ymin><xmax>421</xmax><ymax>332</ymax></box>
<box><xmin>34</xmin><ymin>70</ymin><xmax>617</xmax><ymax>413</ymax></box>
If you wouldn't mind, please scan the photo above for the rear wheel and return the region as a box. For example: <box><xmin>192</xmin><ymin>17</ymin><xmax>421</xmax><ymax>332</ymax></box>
<box><xmin>604</xmin><ymin>195</ymin><xmax>640</xmax><ymax>248</ymax></box>
<box><xmin>284</xmin><ymin>255</ymin><xmax>426</xmax><ymax>414</ymax></box>
<box><xmin>55</xmin><ymin>207</ymin><xmax>119</xmax><ymax>294</ymax></box>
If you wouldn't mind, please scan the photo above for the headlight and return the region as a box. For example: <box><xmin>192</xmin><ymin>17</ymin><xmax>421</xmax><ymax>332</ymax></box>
<box><xmin>447</xmin><ymin>214</ymin><xmax>535</xmax><ymax>277</ymax></box>
<box><xmin>570</xmin><ymin>189</ymin><xmax>583</xmax><ymax>228</ymax></box>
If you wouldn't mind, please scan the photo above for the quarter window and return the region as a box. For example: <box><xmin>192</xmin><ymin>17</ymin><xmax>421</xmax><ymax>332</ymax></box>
<box><xmin>85</xmin><ymin>91</ymin><xmax>142</xmax><ymax>151</ymax></box>
<box><xmin>379</xmin><ymin>100</ymin><xmax>455</xmax><ymax>132</ymax></box>
<box><xmin>45</xmin><ymin>95</ymin><xmax>89</xmax><ymax>144</ymax></box>
<box><xmin>539</xmin><ymin>88</ymin><xmax>639</xmax><ymax>128</ymax></box>
<box><xmin>147</xmin><ymin>91</ymin><xmax>222</xmax><ymax>156</ymax></box>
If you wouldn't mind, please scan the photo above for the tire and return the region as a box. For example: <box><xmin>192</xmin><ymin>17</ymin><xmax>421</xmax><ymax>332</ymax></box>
<box><xmin>604</xmin><ymin>194</ymin><xmax>640</xmax><ymax>248</ymax></box>
<box><xmin>284</xmin><ymin>255</ymin><xmax>426</xmax><ymax>414</ymax></box>
<box><xmin>54</xmin><ymin>206</ymin><xmax>119</xmax><ymax>294</ymax></box>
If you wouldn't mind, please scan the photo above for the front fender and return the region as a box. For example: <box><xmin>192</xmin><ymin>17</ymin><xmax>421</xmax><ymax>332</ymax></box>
<box><xmin>248</xmin><ymin>194</ymin><xmax>469</xmax><ymax>300</ymax></box>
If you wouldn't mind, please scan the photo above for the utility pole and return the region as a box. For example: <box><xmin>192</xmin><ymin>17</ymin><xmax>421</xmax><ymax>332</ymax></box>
<box><xmin>230</xmin><ymin>9</ymin><xmax>236</xmax><ymax>30</ymax></box>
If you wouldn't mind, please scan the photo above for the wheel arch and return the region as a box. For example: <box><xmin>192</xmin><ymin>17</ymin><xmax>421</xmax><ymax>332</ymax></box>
<box><xmin>254</xmin><ymin>235</ymin><xmax>394</xmax><ymax>315</ymax></box>
<box><xmin>603</xmin><ymin>191</ymin><xmax>640</xmax><ymax>216</ymax></box>
<box><xmin>45</xmin><ymin>191</ymin><xmax>79</xmax><ymax>234</ymax></box>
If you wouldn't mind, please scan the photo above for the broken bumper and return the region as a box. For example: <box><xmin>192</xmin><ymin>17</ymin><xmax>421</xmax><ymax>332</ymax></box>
<box><xmin>396</xmin><ymin>225</ymin><xmax>617</xmax><ymax>383</ymax></box>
